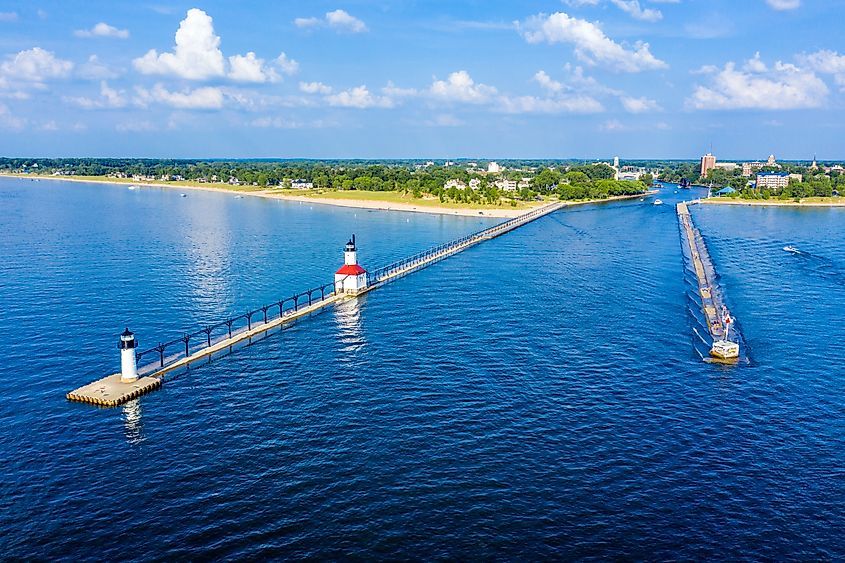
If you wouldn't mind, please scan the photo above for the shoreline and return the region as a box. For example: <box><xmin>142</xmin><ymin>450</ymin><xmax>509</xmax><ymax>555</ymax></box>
<box><xmin>0</xmin><ymin>173</ymin><xmax>653</xmax><ymax>217</ymax></box>
<box><xmin>698</xmin><ymin>197</ymin><xmax>845</xmax><ymax>208</ymax></box>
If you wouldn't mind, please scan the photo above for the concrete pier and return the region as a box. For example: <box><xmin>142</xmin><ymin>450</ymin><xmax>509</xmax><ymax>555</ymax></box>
<box><xmin>677</xmin><ymin>202</ymin><xmax>733</xmax><ymax>345</ymax></box>
<box><xmin>68</xmin><ymin>201</ymin><xmax>564</xmax><ymax>407</ymax></box>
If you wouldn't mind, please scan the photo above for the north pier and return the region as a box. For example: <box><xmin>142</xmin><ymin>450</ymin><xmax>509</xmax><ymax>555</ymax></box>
<box><xmin>677</xmin><ymin>201</ymin><xmax>740</xmax><ymax>362</ymax></box>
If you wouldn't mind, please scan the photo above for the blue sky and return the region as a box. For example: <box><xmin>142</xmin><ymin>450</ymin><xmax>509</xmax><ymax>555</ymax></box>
<box><xmin>0</xmin><ymin>0</ymin><xmax>843</xmax><ymax>159</ymax></box>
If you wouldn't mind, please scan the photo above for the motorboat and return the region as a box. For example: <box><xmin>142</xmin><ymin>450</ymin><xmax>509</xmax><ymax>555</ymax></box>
<box><xmin>653</xmin><ymin>199</ymin><xmax>664</xmax><ymax>205</ymax></box>
<box><xmin>180</xmin><ymin>193</ymin><xmax>187</xmax><ymax>198</ymax></box>
<box><xmin>783</xmin><ymin>245</ymin><xmax>799</xmax><ymax>253</ymax></box>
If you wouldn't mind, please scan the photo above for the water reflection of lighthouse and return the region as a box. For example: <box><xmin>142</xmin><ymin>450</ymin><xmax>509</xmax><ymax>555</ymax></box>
<box><xmin>122</xmin><ymin>399</ymin><xmax>145</xmax><ymax>445</ymax></box>
<box><xmin>334</xmin><ymin>235</ymin><xmax>367</xmax><ymax>359</ymax></box>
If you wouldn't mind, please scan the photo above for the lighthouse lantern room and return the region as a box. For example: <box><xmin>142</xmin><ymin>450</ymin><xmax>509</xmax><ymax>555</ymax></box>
<box><xmin>335</xmin><ymin>235</ymin><xmax>368</xmax><ymax>295</ymax></box>
<box><xmin>119</xmin><ymin>327</ymin><xmax>139</xmax><ymax>383</ymax></box>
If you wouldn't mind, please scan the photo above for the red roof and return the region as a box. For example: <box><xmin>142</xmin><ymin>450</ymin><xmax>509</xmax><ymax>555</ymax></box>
<box><xmin>336</xmin><ymin>264</ymin><xmax>367</xmax><ymax>275</ymax></box>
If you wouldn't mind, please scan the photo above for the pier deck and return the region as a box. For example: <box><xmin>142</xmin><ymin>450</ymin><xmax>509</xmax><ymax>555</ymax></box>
<box><xmin>68</xmin><ymin>201</ymin><xmax>564</xmax><ymax>407</ymax></box>
<box><xmin>677</xmin><ymin>201</ymin><xmax>728</xmax><ymax>341</ymax></box>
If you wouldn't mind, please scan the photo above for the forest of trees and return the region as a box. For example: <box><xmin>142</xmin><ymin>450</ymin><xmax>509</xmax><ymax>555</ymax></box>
<box><xmin>0</xmin><ymin>158</ymin><xmax>650</xmax><ymax>204</ymax></box>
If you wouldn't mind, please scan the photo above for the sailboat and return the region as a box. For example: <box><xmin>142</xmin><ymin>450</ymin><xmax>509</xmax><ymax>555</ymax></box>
<box><xmin>679</xmin><ymin>178</ymin><xmax>691</xmax><ymax>189</ymax></box>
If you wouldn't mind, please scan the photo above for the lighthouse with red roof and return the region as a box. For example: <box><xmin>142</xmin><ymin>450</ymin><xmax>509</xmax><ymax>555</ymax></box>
<box><xmin>335</xmin><ymin>235</ymin><xmax>368</xmax><ymax>295</ymax></box>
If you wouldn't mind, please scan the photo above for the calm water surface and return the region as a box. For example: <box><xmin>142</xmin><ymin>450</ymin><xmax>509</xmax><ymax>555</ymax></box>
<box><xmin>1</xmin><ymin>178</ymin><xmax>844</xmax><ymax>560</ymax></box>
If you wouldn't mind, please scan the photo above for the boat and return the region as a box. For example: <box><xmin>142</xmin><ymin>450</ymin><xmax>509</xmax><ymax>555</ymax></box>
<box><xmin>180</xmin><ymin>193</ymin><xmax>187</xmax><ymax>198</ymax></box>
<box><xmin>127</xmin><ymin>185</ymin><xmax>137</xmax><ymax>190</ymax></box>
<box><xmin>783</xmin><ymin>245</ymin><xmax>799</xmax><ymax>253</ymax></box>
<box><xmin>679</xmin><ymin>178</ymin><xmax>691</xmax><ymax>189</ymax></box>
<box><xmin>653</xmin><ymin>199</ymin><xmax>663</xmax><ymax>205</ymax></box>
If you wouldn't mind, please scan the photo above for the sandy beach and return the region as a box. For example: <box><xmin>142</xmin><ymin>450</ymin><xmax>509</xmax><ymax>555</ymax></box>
<box><xmin>1</xmin><ymin>173</ymin><xmax>653</xmax><ymax>217</ymax></box>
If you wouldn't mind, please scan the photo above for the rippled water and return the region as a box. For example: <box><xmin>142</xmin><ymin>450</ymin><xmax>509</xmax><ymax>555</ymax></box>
<box><xmin>1</xmin><ymin>178</ymin><xmax>844</xmax><ymax>559</ymax></box>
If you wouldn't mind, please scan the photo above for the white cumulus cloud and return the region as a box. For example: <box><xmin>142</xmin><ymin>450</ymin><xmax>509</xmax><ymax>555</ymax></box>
<box><xmin>135</xmin><ymin>83</ymin><xmax>224</xmax><ymax>109</ymax></box>
<box><xmin>325</xmin><ymin>85</ymin><xmax>393</xmax><ymax>108</ymax></box>
<box><xmin>430</xmin><ymin>70</ymin><xmax>497</xmax><ymax>103</ymax></box>
<box><xmin>799</xmin><ymin>49</ymin><xmax>845</xmax><ymax>89</ymax></box>
<box><xmin>134</xmin><ymin>8</ymin><xmax>289</xmax><ymax>82</ymax></box>
<box><xmin>688</xmin><ymin>53</ymin><xmax>828</xmax><ymax>110</ymax></box>
<box><xmin>621</xmin><ymin>96</ymin><xmax>661</xmax><ymax>112</ymax></box>
<box><xmin>276</xmin><ymin>52</ymin><xmax>299</xmax><ymax>75</ymax></box>
<box><xmin>609</xmin><ymin>0</ymin><xmax>662</xmax><ymax>22</ymax></box>
<box><xmin>65</xmin><ymin>81</ymin><xmax>127</xmax><ymax>108</ymax></box>
<box><xmin>74</xmin><ymin>22</ymin><xmax>130</xmax><ymax>39</ymax></box>
<box><xmin>0</xmin><ymin>47</ymin><xmax>73</xmax><ymax>86</ymax></box>
<box><xmin>294</xmin><ymin>9</ymin><xmax>367</xmax><ymax>33</ymax></box>
<box><xmin>228</xmin><ymin>52</ymin><xmax>278</xmax><ymax>83</ymax></box>
<box><xmin>134</xmin><ymin>8</ymin><xmax>225</xmax><ymax>79</ymax></box>
<box><xmin>299</xmin><ymin>81</ymin><xmax>333</xmax><ymax>94</ymax></box>
<box><xmin>518</xmin><ymin>12</ymin><xmax>667</xmax><ymax>72</ymax></box>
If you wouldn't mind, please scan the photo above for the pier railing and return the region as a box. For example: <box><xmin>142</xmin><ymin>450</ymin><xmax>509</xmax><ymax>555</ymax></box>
<box><xmin>132</xmin><ymin>202</ymin><xmax>561</xmax><ymax>377</ymax></box>
<box><xmin>133</xmin><ymin>279</ymin><xmax>342</xmax><ymax>375</ymax></box>
<box><xmin>368</xmin><ymin>203</ymin><xmax>559</xmax><ymax>284</ymax></box>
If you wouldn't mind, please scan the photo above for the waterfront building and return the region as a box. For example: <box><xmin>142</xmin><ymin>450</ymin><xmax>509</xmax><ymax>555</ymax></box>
<box><xmin>700</xmin><ymin>152</ymin><xmax>717</xmax><ymax>177</ymax></box>
<box><xmin>444</xmin><ymin>179</ymin><xmax>467</xmax><ymax>190</ymax></box>
<box><xmin>756</xmin><ymin>171</ymin><xmax>790</xmax><ymax>190</ymax></box>
<box><xmin>494</xmin><ymin>179</ymin><xmax>517</xmax><ymax>191</ymax></box>
<box><xmin>469</xmin><ymin>178</ymin><xmax>481</xmax><ymax>190</ymax></box>
<box><xmin>291</xmin><ymin>180</ymin><xmax>313</xmax><ymax>190</ymax></box>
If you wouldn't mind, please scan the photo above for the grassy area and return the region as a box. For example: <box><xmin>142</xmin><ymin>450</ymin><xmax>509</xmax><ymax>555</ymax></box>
<box><xmin>290</xmin><ymin>188</ymin><xmax>541</xmax><ymax>210</ymax></box>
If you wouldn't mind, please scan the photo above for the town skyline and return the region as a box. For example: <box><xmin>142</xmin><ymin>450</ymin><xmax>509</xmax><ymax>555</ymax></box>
<box><xmin>1</xmin><ymin>0</ymin><xmax>844</xmax><ymax>158</ymax></box>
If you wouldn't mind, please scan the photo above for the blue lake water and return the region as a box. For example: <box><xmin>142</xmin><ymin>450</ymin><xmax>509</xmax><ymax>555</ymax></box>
<box><xmin>1</xmin><ymin>177</ymin><xmax>844</xmax><ymax>559</ymax></box>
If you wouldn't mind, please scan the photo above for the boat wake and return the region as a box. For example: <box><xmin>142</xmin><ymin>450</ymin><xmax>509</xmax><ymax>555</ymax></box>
<box><xmin>781</xmin><ymin>244</ymin><xmax>845</xmax><ymax>287</ymax></box>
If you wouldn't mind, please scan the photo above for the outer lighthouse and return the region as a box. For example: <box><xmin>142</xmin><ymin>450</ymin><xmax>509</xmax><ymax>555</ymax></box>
<box><xmin>335</xmin><ymin>235</ymin><xmax>368</xmax><ymax>295</ymax></box>
<box><xmin>119</xmin><ymin>327</ymin><xmax>139</xmax><ymax>383</ymax></box>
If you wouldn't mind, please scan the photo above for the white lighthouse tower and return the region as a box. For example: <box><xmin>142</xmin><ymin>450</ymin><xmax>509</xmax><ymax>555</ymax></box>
<box><xmin>334</xmin><ymin>235</ymin><xmax>368</xmax><ymax>295</ymax></box>
<box><xmin>119</xmin><ymin>327</ymin><xmax>139</xmax><ymax>383</ymax></box>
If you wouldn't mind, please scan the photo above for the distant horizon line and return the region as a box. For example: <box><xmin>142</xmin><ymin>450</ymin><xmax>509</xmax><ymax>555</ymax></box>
<box><xmin>0</xmin><ymin>156</ymin><xmax>835</xmax><ymax>163</ymax></box>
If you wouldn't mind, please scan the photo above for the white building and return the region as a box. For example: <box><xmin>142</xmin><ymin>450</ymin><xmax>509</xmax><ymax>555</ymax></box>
<box><xmin>290</xmin><ymin>180</ymin><xmax>314</xmax><ymax>190</ymax></box>
<box><xmin>487</xmin><ymin>161</ymin><xmax>501</xmax><ymax>174</ymax></box>
<box><xmin>756</xmin><ymin>172</ymin><xmax>790</xmax><ymax>190</ymax></box>
<box><xmin>469</xmin><ymin>178</ymin><xmax>481</xmax><ymax>190</ymax></box>
<box><xmin>494</xmin><ymin>179</ymin><xmax>517</xmax><ymax>191</ymax></box>
<box><xmin>444</xmin><ymin>179</ymin><xmax>467</xmax><ymax>190</ymax></box>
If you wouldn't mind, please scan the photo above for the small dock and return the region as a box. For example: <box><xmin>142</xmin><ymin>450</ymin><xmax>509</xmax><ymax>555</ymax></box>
<box><xmin>677</xmin><ymin>201</ymin><xmax>739</xmax><ymax>359</ymax></box>
<box><xmin>68</xmin><ymin>201</ymin><xmax>564</xmax><ymax>407</ymax></box>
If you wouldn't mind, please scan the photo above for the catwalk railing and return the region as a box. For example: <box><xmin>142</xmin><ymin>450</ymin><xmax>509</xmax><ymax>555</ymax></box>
<box><xmin>131</xmin><ymin>202</ymin><xmax>562</xmax><ymax>377</ymax></box>
<box><xmin>133</xmin><ymin>279</ymin><xmax>342</xmax><ymax>376</ymax></box>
